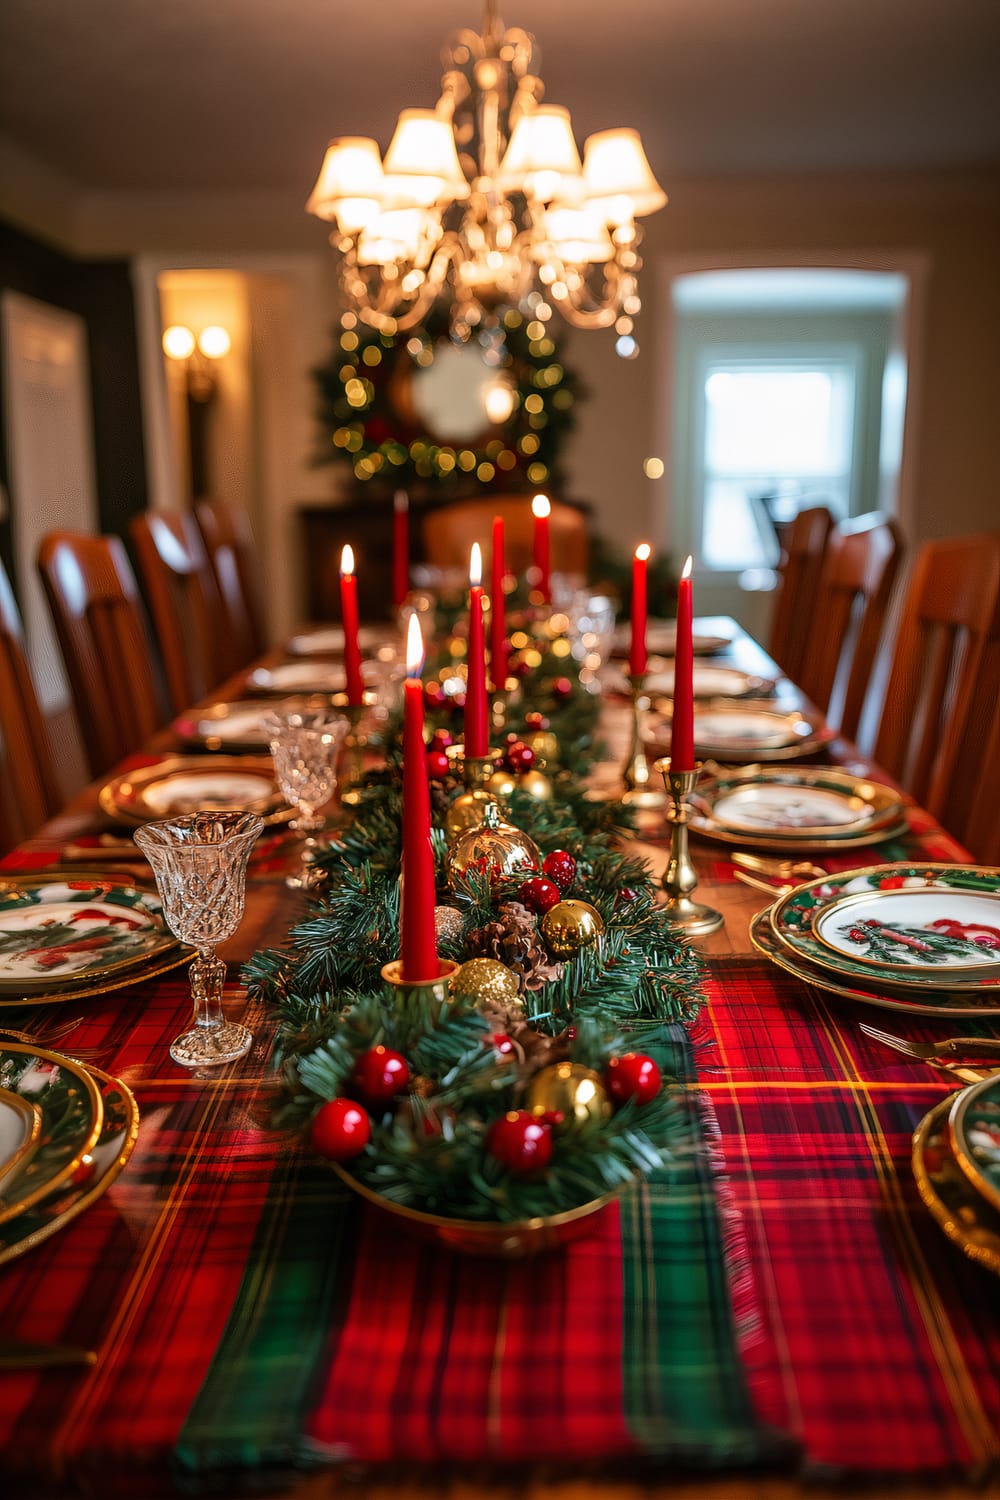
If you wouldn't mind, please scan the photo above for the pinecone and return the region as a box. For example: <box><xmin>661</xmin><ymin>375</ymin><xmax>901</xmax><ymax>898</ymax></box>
<box><xmin>466</xmin><ymin>900</ymin><xmax>565</xmax><ymax>992</ymax></box>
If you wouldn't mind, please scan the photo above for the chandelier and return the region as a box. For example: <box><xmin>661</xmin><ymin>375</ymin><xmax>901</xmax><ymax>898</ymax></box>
<box><xmin>306</xmin><ymin>0</ymin><xmax>666</xmax><ymax>351</ymax></box>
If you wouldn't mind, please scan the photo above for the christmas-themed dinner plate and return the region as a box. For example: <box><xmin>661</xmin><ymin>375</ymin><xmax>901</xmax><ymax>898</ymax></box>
<box><xmin>912</xmin><ymin>1096</ymin><xmax>1000</xmax><ymax>1277</ymax></box>
<box><xmin>770</xmin><ymin>864</ymin><xmax>1000</xmax><ymax>994</ymax></box>
<box><xmin>98</xmin><ymin>756</ymin><xmax>285</xmax><ymax>825</ymax></box>
<box><xmin>649</xmin><ymin>701</ymin><xmax>835</xmax><ymax>763</ymax></box>
<box><xmin>948</xmin><ymin>1075</ymin><xmax>1000</xmax><ymax>1216</ymax></box>
<box><xmin>748</xmin><ymin>908</ymin><xmax>1000</xmax><ymax>1018</ymax></box>
<box><xmin>689</xmin><ymin>766</ymin><xmax>904</xmax><ymax>848</ymax></box>
<box><xmin>0</xmin><ymin>1087</ymin><xmax>40</xmax><ymax>1192</ymax></box>
<box><xmin>814</xmin><ymin>888</ymin><xmax>1000</xmax><ymax>976</ymax></box>
<box><xmin>0</xmin><ymin>1044</ymin><xmax>103</xmax><ymax>1227</ymax></box>
<box><xmin>245</xmin><ymin>661</ymin><xmax>350</xmax><ymax>695</ymax></box>
<box><xmin>646</xmin><ymin>664</ymin><xmax>772</xmax><ymax>699</ymax></box>
<box><xmin>0</xmin><ymin>1064</ymin><xmax>138</xmax><ymax>1266</ymax></box>
<box><xmin>287</xmin><ymin>625</ymin><xmax>384</xmax><ymax>656</ymax></box>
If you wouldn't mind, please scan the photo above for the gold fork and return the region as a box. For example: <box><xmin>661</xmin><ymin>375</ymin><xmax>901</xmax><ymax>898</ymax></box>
<box><xmin>0</xmin><ymin>1021</ymin><xmax>107</xmax><ymax>1063</ymax></box>
<box><xmin>859</xmin><ymin>1023</ymin><xmax>1000</xmax><ymax>1062</ymax></box>
<box><xmin>732</xmin><ymin>852</ymin><xmax>827</xmax><ymax>881</ymax></box>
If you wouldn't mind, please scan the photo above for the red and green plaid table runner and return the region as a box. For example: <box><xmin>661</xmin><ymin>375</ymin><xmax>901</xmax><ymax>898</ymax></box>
<box><xmin>1</xmin><ymin>806</ymin><xmax>998</xmax><ymax>1491</ymax></box>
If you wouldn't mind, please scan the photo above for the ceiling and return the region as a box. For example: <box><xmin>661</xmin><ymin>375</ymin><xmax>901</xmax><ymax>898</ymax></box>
<box><xmin>1</xmin><ymin>0</ymin><xmax>999</xmax><ymax>207</ymax></box>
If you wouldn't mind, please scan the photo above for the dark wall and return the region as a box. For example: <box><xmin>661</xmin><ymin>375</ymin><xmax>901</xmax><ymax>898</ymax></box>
<box><xmin>0</xmin><ymin>217</ymin><xmax>147</xmax><ymax>598</ymax></box>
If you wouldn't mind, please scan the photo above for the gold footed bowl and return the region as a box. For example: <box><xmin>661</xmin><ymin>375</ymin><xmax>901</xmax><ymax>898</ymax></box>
<box><xmin>330</xmin><ymin>1163</ymin><xmax>626</xmax><ymax>1259</ymax></box>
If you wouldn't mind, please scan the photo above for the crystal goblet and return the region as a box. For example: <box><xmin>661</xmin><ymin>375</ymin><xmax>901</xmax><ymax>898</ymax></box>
<box><xmin>133</xmin><ymin>811</ymin><xmax>264</xmax><ymax>1069</ymax></box>
<box><xmin>263</xmin><ymin>707</ymin><xmax>348</xmax><ymax>887</ymax></box>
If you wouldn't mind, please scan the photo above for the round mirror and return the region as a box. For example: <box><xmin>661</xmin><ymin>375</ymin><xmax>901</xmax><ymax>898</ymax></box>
<box><xmin>406</xmin><ymin>342</ymin><xmax>513</xmax><ymax>445</ymax></box>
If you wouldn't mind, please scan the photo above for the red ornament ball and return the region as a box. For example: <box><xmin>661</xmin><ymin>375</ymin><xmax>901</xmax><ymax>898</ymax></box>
<box><xmin>616</xmin><ymin>886</ymin><xmax>641</xmax><ymax>906</ymax></box>
<box><xmin>552</xmin><ymin>676</ymin><xmax>573</xmax><ymax>701</ymax></box>
<box><xmin>426</xmin><ymin>747</ymin><xmax>451</xmax><ymax>780</ymax></box>
<box><xmin>352</xmin><ymin>1045</ymin><xmax>410</xmax><ymax>1107</ymax></box>
<box><xmin>309</xmin><ymin>1098</ymin><xmax>371</xmax><ymax>1160</ymax></box>
<box><xmin>605</xmin><ymin>1053</ymin><xmax>662</xmax><ymax>1106</ymax></box>
<box><xmin>486</xmin><ymin>1111</ymin><xmax>553</xmax><ymax>1176</ymax></box>
<box><xmin>517</xmin><ymin>875</ymin><xmax>562</xmax><ymax>914</ymax></box>
<box><xmin>542</xmin><ymin>849</ymin><xmax>577</xmax><ymax>892</ymax></box>
<box><xmin>507</xmin><ymin>741</ymin><xmax>536</xmax><ymax>772</ymax></box>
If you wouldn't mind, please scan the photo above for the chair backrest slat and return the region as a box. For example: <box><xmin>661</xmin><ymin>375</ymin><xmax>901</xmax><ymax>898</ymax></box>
<box><xmin>195</xmin><ymin>498</ymin><xmax>264</xmax><ymax>658</ymax></box>
<box><xmin>0</xmin><ymin>558</ymin><xmax>61</xmax><ymax>845</ymax></box>
<box><xmin>131</xmin><ymin>511</ymin><xmax>230</xmax><ymax>713</ymax></box>
<box><xmin>767</xmin><ymin>505</ymin><xmax>834</xmax><ymax>684</ymax></box>
<box><xmin>37</xmin><ymin>531</ymin><xmax>165</xmax><ymax>779</ymax></box>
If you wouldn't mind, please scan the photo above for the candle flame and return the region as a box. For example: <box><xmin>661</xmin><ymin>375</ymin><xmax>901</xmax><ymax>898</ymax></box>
<box><xmin>682</xmin><ymin>554</ymin><xmax>693</xmax><ymax>580</ymax></box>
<box><xmin>531</xmin><ymin>494</ymin><xmax>551</xmax><ymax>519</ymax></box>
<box><xmin>635</xmin><ymin>542</ymin><xmax>652</xmax><ymax>562</ymax></box>
<box><xmin>405</xmin><ymin>611</ymin><xmax>425</xmax><ymax>677</ymax></box>
<box><xmin>469</xmin><ymin>541</ymin><xmax>482</xmax><ymax>587</ymax></box>
<box><xmin>340</xmin><ymin>543</ymin><xmax>355</xmax><ymax>577</ymax></box>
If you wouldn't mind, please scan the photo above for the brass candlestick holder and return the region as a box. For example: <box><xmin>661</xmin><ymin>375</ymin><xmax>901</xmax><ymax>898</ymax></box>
<box><xmin>622</xmin><ymin>674</ymin><xmax>665</xmax><ymax>808</ymax></box>
<box><xmin>381</xmin><ymin>958</ymin><xmax>460</xmax><ymax>1013</ymax></box>
<box><xmin>653</xmin><ymin>756</ymin><xmax>724</xmax><ymax>936</ymax></box>
<box><xmin>332</xmin><ymin>690</ymin><xmax>377</xmax><ymax>807</ymax></box>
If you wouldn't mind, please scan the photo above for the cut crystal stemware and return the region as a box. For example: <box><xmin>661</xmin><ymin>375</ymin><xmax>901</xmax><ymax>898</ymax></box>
<box><xmin>134</xmin><ymin>811</ymin><xmax>263</xmax><ymax>1068</ymax></box>
<box><xmin>264</xmin><ymin>707</ymin><xmax>348</xmax><ymax>888</ymax></box>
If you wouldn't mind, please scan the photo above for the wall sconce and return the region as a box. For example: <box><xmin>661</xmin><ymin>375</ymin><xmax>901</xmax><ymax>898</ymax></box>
<box><xmin>162</xmin><ymin>324</ymin><xmax>231</xmax><ymax>403</ymax></box>
<box><xmin>161</xmin><ymin>324</ymin><xmax>231</xmax><ymax>499</ymax></box>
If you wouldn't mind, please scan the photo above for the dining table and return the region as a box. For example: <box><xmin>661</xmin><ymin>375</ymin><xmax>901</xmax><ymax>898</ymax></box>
<box><xmin>0</xmin><ymin>615</ymin><xmax>997</xmax><ymax>1500</ymax></box>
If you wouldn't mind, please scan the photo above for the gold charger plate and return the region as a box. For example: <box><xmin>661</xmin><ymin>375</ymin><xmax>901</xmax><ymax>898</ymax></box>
<box><xmin>331</xmin><ymin>1162</ymin><xmax>626</xmax><ymax>1259</ymax></box>
<box><xmin>0</xmin><ymin>1043</ymin><xmax>103</xmax><ymax>1226</ymax></box>
<box><xmin>98</xmin><ymin>755</ymin><xmax>285</xmax><ymax>826</ymax></box>
<box><xmin>912</xmin><ymin>1096</ymin><xmax>1000</xmax><ymax>1276</ymax></box>
<box><xmin>749</xmin><ymin>908</ymin><xmax>1000</xmax><ymax>1018</ymax></box>
<box><xmin>0</xmin><ymin>873</ymin><xmax>180</xmax><ymax>995</ymax></box>
<box><xmin>0</xmin><ymin>1064</ymin><xmax>139</xmax><ymax>1266</ymax></box>
<box><xmin>948</xmin><ymin>1074</ymin><xmax>1000</xmax><ymax>1217</ymax></box>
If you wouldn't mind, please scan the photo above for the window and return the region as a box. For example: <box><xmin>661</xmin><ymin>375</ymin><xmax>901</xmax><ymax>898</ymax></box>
<box><xmin>699</xmin><ymin>355</ymin><xmax>858</xmax><ymax>569</ymax></box>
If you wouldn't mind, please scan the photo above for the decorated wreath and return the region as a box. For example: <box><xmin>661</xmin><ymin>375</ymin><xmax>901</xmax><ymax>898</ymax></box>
<box><xmin>312</xmin><ymin>305</ymin><xmax>583</xmax><ymax>496</ymax></box>
<box><xmin>247</xmin><ymin>630</ymin><xmax>703</xmax><ymax>1237</ymax></box>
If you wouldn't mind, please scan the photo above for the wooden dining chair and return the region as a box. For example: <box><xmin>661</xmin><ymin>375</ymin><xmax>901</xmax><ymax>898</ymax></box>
<box><xmin>130</xmin><ymin>510</ymin><xmax>231</xmax><ymax>713</ymax></box>
<box><xmin>797</xmin><ymin>512</ymin><xmax>904</xmax><ymax>738</ymax></box>
<box><xmin>766</xmin><ymin>505</ymin><xmax>834</xmax><ymax>683</ymax></box>
<box><xmin>37</xmin><ymin>531</ymin><xmax>167</xmax><ymax>780</ymax></box>
<box><xmin>421</xmin><ymin>495</ymin><xmax>589</xmax><ymax>577</ymax></box>
<box><xmin>0</xmin><ymin>557</ymin><xmax>63</xmax><ymax>847</ymax></box>
<box><xmin>195</xmin><ymin>498</ymin><xmax>265</xmax><ymax>657</ymax></box>
<box><xmin>873</xmin><ymin>531</ymin><xmax>1000</xmax><ymax>825</ymax></box>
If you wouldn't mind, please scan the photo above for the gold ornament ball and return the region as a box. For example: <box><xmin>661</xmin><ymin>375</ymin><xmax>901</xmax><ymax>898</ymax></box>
<box><xmin>485</xmin><ymin>766</ymin><xmax>518</xmax><ymax>799</ymax></box>
<box><xmin>540</xmin><ymin>899</ymin><xmax>605</xmax><ymax>956</ymax></box>
<box><xmin>450</xmin><ymin>958</ymin><xmax>523</xmax><ymax>1009</ymax></box>
<box><xmin>446</xmin><ymin>818</ymin><xmax>542</xmax><ymax>887</ymax></box>
<box><xmin>527</xmin><ymin>730</ymin><xmax>559</xmax><ymax>762</ymax></box>
<box><xmin>518</xmin><ymin>767</ymin><xmax>553</xmax><ymax>801</ymax></box>
<box><xmin>443</xmin><ymin>788</ymin><xmax>497</xmax><ymax>841</ymax></box>
<box><xmin>525</xmin><ymin>1062</ymin><xmax>612</xmax><ymax>1125</ymax></box>
<box><xmin>434</xmin><ymin>905</ymin><xmax>465</xmax><ymax>945</ymax></box>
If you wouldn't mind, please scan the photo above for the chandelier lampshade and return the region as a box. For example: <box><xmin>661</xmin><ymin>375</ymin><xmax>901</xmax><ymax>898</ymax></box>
<box><xmin>306</xmin><ymin>1</ymin><xmax>666</xmax><ymax>353</ymax></box>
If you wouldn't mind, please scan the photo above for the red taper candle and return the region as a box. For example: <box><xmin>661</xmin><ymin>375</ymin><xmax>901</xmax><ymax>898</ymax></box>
<box><xmin>532</xmin><ymin>494</ymin><xmax>551</xmax><ymax>603</ymax></box>
<box><xmin>465</xmin><ymin>543</ymin><xmax>489</xmax><ymax>758</ymax></box>
<box><xmin>339</xmin><ymin>544</ymin><xmax>365</xmax><ymax>707</ymax></box>
<box><xmin>630</xmin><ymin>542</ymin><xmax>651</xmax><ymax>676</ymax></box>
<box><xmin>401</xmin><ymin>613</ymin><xmax>439</xmax><ymax>981</ymax></box>
<box><xmin>393</xmin><ymin>489</ymin><xmax>409</xmax><ymax>609</ymax></box>
<box><xmin>490</xmin><ymin>514</ymin><xmax>508</xmax><ymax>692</ymax></box>
<box><xmin>669</xmin><ymin>555</ymin><xmax>695</xmax><ymax>771</ymax></box>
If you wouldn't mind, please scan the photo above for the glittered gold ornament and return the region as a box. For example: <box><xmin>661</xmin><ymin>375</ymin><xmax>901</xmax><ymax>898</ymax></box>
<box><xmin>443</xmin><ymin>788</ymin><xmax>498</xmax><ymax>841</ymax></box>
<box><xmin>433</xmin><ymin>905</ymin><xmax>465</xmax><ymax>945</ymax></box>
<box><xmin>525</xmin><ymin>1062</ymin><xmax>612</xmax><ymax>1125</ymax></box>
<box><xmin>540</xmin><ymin>898</ymin><xmax>605</xmax><ymax>956</ymax></box>
<box><xmin>450</xmin><ymin>957</ymin><xmax>523</xmax><ymax>1009</ymax></box>
<box><xmin>446</xmin><ymin>805</ymin><xmax>542</xmax><ymax>888</ymax></box>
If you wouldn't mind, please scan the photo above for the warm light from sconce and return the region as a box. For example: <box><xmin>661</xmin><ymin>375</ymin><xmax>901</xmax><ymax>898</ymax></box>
<box><xmin>340</xmin><ymin>543</ymin><xmax>355</xmax><ymax>577</ymax></box>
<box><xmin>198</xmin><ymin>325</ymin><xmax>231</xmax><ymax>360</ymax></box>
<box><xmin>643</xmin><ymin>456</ymin><xmax>665</xmax><ymax>479</ymax></box>
<box><xmin>162</xmin><ymin>325</ymin><xmax>196</xmax><ymax>360</ymax></box>
<box><xmin>532</xmin><ymin>494</ymin><xmax>551</xmax><ymax>519</ymax></box>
